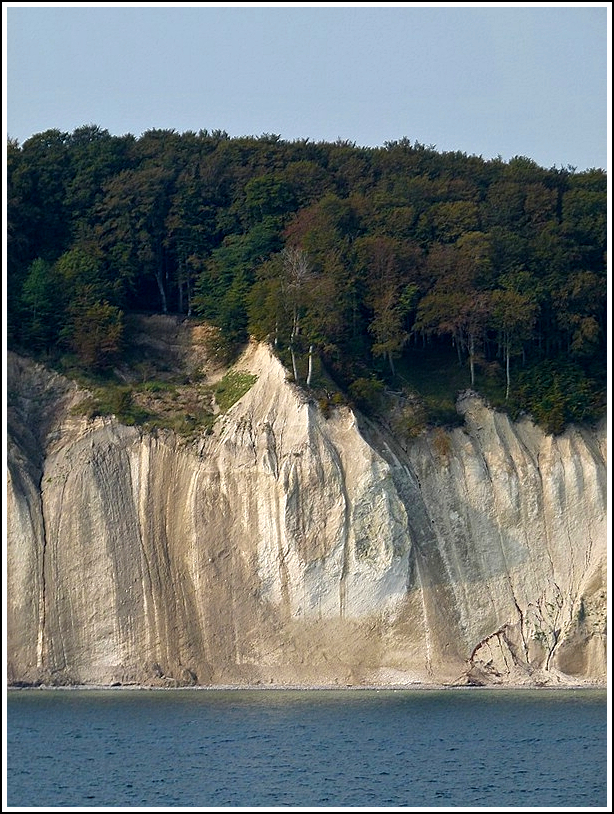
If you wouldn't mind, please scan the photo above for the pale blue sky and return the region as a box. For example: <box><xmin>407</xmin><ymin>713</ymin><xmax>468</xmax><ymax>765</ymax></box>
<box><xmin>3</xmin><ymin>3</ymin><xmax>610</xmax><ymax>171</ymax></box>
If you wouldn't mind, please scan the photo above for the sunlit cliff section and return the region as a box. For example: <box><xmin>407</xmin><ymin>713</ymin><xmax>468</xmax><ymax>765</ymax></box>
<box><xmin>6</xmin><ymin>336</ymin><xmax>606</xmax><ymax>688</ymax></box>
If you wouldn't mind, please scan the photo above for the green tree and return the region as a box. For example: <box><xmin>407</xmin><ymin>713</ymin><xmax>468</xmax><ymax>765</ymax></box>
<box><xmin>243</xmin><ymin>173</ymin><xmax>297</xmax><ymax>224</ymax></box>
<box><xmin>481</xmin><ymin>180</ymin><xmax>526</xmax><ymax>230</ymax></box>
<box><xmin>552</xmin><ymin>270</ymin><xmax>605</xmax><ymax>359</ymax></box>
<box><xmin>20</xmin><ymin>257</ymin><xmax>64</xmax><ymax>351</ymax></box>
<box><xmin>247</xmin><ymin>255</ymin><xmax>286</xmax><ymax>345</ymax></box>
<box><xmin>280</xmin><ymin>246</ymin><xmax>313</xmax><ymax>382</ymax></box>
<box><xmin>65</xmin><ymin>125</ymin><xmax>133</xmax><ymax>232</ymax></box>
<box><xmin>561</xmin><ymin>184</ymin><xmax>607</xmax><ymax>249</ymax></box>
<box><xmin>419</xmin><ymin>199</ymin><xmax>479</xmax><ymax>243</ymax></box>
<box><xmin>193</xmin><ymin>220</ymin><xmax>281</xmax><ymax>348</ymax></box>
<box><xmin>355</xmin><ymin>235</ymin><xmax>420</xmax><ymax>375</ymax></box>
<box><xmin>65</xmin><ymin>296</ymin><xmax>124</xmax><ymax>370</ymax></box>
<box><xmin>283</xmin><ymin>195</ymin><xmax>364</xmax><ymax>365</ymax></box>
<box><xmin>54</xmin><ymin>245</ymin><xmax>113</xmax><ymax>304</ymax></box>
<box><xmin>17</xmin><ymin>129</ymin><xmax>72</xmax><ymax>260</ymax></box>
<box><xmin>491</xmin><ymin>289</ymin><xmax>538</xmax><ymax>399</ymax></box>
<box><xmin>165</xmin><ymin>158</ymin><xmax>221</xmax><ymax>314</ymax></box>
<box><xmin>414</xmin><ymin>289</ymin><xmax>493</xmax><ymax>387</ymax></box>
<box><xmin>95</xmin><ymin>165</ymin><xmax>175</xmax><ymax>313</ymax></box>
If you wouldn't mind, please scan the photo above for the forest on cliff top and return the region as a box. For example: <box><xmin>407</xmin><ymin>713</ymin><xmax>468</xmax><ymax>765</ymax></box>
<box><xmin>6</xmin><ymin>126</ymin><xmax>607</xmax><ymax>434</ymax></box>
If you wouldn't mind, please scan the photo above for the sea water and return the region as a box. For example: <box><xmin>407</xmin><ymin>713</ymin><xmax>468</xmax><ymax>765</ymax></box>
<box><xmin>5</xmin><ymin>687</ymin><xmax>608</xmax><ymax>809</ymax></box>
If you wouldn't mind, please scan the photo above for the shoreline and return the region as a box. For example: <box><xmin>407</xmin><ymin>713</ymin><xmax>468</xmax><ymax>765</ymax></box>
<box><xmin>6</xmin><ymin>681</ymin><xmax>607</xmax><ymax>692</ymax></box>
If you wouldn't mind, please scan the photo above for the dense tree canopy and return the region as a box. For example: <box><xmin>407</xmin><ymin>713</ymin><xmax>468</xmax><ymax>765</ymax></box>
<box><xmin>7</xmin><ymin>126</ymin><xmax>607</xmax><ymax>432</ymax></box>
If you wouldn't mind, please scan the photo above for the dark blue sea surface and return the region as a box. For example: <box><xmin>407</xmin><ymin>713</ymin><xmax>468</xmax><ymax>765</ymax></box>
<box><xmin>6</xmin><ymin>686</ymin><xmax>607</xmax><ymax>808</ymax></box>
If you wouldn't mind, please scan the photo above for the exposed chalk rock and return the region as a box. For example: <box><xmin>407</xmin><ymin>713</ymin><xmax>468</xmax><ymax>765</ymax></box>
<box><xmin>6</xmin><ymin>342</ymin><xmax>607</xmax><ymax>687</ymax></box>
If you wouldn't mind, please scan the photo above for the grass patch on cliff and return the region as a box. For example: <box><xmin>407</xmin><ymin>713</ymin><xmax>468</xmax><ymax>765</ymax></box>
<box><xmin>214</xmin><ymin>370</ymin><xmax>258</xmax><ymax>412</ymax></box>
<box><xmin>71</xmin><ymin>385</ymin><xmax>153</xmax><ymax>426</ymax></box>
<box><xmin>143</xmin><ymin>408</ymin><xmax>216</xmax><ymax>437</ymax></box>
<box><xmin>72</xmin><ymin>378</ymin><xmax>216</xmax><ymax>437</ymax></box>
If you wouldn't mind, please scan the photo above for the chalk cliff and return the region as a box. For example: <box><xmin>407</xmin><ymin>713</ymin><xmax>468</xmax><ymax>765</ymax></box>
<box><xmin>6</xmin><ymin>336</ymin><xmax>607</xmax><ymax>688</ymax></box>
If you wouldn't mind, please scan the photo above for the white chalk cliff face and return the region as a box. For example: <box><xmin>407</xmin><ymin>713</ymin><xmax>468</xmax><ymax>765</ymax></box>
<box><xmin>6</xmin><ymin>341</ymin><xmax>607</xmax><ymax>687</ymax></box>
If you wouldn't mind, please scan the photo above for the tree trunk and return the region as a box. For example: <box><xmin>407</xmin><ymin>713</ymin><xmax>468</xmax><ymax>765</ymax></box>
<box><xmin>469</xmin><ymin>333</ymin><xmax>475</xmax><ymax>386</ymax></box>
<box><xmin>387</xmin><ymin>350</ymin><xmax>395</xmax><ymax>376</ymax></box>
<box><xmin>290</xmin><ymin>345</ymin><xmax>299</xmax><ymax>383</ymax></box>
<box><xmin>454</xmin><ymin>333</ymin><xmax>463</xmax><ymax>365</ymax></box>
<box><xmin>293</xmin><ymin>307</ymin><xmax>300</xmax><ymax>338</ymax></box>
<box><xmin>155</xmin><ymin>268</ymin><xmax>167</xmax><ymax>314</ymax></box>
<box><xmin>306</xmin><ymin>344</ymin><xmax>314</xmax><ymax>387</ymax></box>
<box><xmin>178</xmin><ymin>272</ymin><xmax>184</xmax><ymax>314</ymax></box>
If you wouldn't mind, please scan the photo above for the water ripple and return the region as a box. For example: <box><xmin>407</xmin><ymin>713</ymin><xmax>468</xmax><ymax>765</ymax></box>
<box><xmin>6</xmin><ymin>687</ymin><xmax>607</xmax><ymax>808</ymax></box>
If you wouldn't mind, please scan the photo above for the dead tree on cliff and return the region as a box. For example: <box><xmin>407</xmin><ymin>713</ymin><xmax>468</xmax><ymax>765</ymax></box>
<box><xmin>281</xmin><ymin>246</ymin><xmax>313</xmax><ymax>384</ymax></box>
